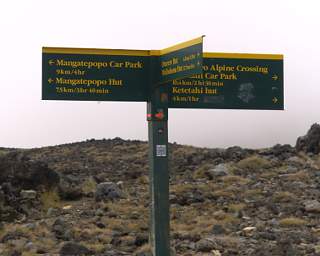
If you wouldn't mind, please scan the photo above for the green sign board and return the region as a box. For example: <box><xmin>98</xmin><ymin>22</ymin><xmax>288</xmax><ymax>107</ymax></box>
<box><xmin>42</xmin><ymin>37</ymin><xmax>285</xmax><ymax>256</ymax></box>
<box><xmin>157</xmin><ymin>37</ymin><xmax>203</xmax><ymax>83</ymax></box>
<box><xmin>42</xmin><ymin>48</ymin><xmax>151</xmax><ymax>101</ymax></box>
<box><xmin>42</xmin><ymin>37</ymin><xmax>204</xmax><ymax>102</ymax></box>
<box><xmin>168</xmin><ymin>53</ymin><xmax>284</xmax><ymax>110</ymax></box>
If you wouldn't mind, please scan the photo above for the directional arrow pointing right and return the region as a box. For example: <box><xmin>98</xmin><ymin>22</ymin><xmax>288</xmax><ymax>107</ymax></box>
<box><xmin>272</xmin><ymin>74</ymin><xmax>278</xmax><ymax>80</ymax></box>
<box><xmin>272</xmin><ymin>97</ymin><xmax>278</xmax><ymax>104</ymax></box>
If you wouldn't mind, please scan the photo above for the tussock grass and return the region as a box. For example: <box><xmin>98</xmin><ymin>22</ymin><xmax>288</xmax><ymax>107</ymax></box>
<box><xmin>279</xmin><ymin>217</ymin><xmax>307</xmax><ymax>227</ymax></box>
<box><xmin>228</xmin><ymin>203</ymin><xmax>246</xmax><ymax>212</ymax></box>
<box><xmin>236</xmin><ymin>155</ymin><xmax>272</xmax><ymax>172</ymax></box>
<box><xmin>40</xmin><ymin>189</ymin><xmax>61</xmax><ymax>211</ymax></box>
<box><xmin>260</xmin><ymin>171</ymin><xmax>278</xmax><ymax>179</ymax></box>
<box><xmin>103</xmin><ymin>200</ymin><xmax>148</xmax><ymax>217</ymax></box>
<box><xmin>192</xmin><ymin>163</ymin><xmax>214</xmax><ymax>179</ymax></box>
<box><xmin>135</xmin><ymin>244</ymin><xmax>152</xmax><ymax>255</ymax></box>
<box><xmin>194</xmin><ymin>215</ymin><xmax>219</xmax><ymax>231</ymax></box>
<box><xmin>221</xmin><ymin>175</ymin><xmax>250</xmax><ymax>185</ymax></box>
<box><xmin>273</xmin><ymin>191</ymin><xmax>295</xmax><ymax>203</ymax></box>
<box><xmin>215</xmin><ymin>213</ymin><xmax>240</xmax><ymax>226</ymax></box>
<box><xmin>283</xmin><ymin>170</ymin><xmax>310</xmax><ymax>181</ymax></box>
<box><xmin>244</xmin><ymin>189</ymin><xmax>263</xmax><ymax>197</ymax></box>
<box><xmin>137</xmin><ymin>175</ymin><xmax>149</xmax><ymax>184</ymax></box>
<box><xmin>241</xmin><ymin>189</ymin><xmax>265</xmax><ymax>201</ymax></box>
<box><xmin>172</xmin><ymin>214</ymin><xmax>217</xmax><ymax>234</ymax></box>
<box><xmin>22</xmin><ymin>252</ymin><xmax>37</xmax><ymax>256</ymax></box>
<box><xmin>74</xmin><ymin>227</ymin><xmax>103</xmax><ymax>240</ymax></box>
<box><xmin>82</xmin><ymin>176</ymin><xmax>97</xmax><ymax>195</ymax></box>
<box><xmin>81</xmin><ymin>242</ymin><xmax>105</xmax><ymax>253</ymax></box>
<box><xmin>0</xmin><ymin>150</ymin><xmax>8</xmax><ymax>156</ymax></box>
<box><xmin>0</xmin><ymin>225</ymin><xmax>30</xmax><ymax>241</ymax></box>
<box><xmin>171</xmin><ymin>183</ymin><xmax>195</xmax><ymax>194</ymax></box>
<box><xmin>212</xmin><ymin>189</ymin><xmax>236</xmax><ymax>199</ymax></box>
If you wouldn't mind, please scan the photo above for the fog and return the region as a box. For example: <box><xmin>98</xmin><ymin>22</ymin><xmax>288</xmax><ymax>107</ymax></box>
<box><xmin>0</xmin><ymin>0</ymin><xmax>319</xmax><ymax>149</ymax></box>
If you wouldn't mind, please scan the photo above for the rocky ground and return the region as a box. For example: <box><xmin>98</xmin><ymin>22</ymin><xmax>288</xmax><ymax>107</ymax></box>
<box><xmin>0</xmin><ymin>124</ymin><xmax>320</xmax><ymax>256</ymax></box>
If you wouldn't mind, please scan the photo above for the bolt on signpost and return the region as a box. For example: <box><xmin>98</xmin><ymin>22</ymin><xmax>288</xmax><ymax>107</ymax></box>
<box><xmin>42</xmin><ymin>37</ymin><xmax>283</xmax><ymax>256</ymax></box>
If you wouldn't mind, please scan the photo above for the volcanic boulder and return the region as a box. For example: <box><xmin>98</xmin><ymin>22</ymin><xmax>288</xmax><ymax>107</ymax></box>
<box><xmin>296</xmin><ymin>123</ymin><xmax>320</xmax><ymax>154</ymax></box>
<box><xmin>0</xmin><ymin>151</ymin><xmax>59</xmax><ymax>189</ymax></box>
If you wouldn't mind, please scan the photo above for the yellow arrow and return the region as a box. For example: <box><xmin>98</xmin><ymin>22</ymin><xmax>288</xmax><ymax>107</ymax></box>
<box><xmin>48</xmin><ymin>78</ymin><xmax>53</xmax><ymax>84</ymax></box>
<box><xmin>272</xmin><ymin>97</ymin><xmax>278</xmax><ymax>103</ymax></box>
<box><xmin>49</xmin><ymin>60</ymin><xmax>55</xmax><ymax>65</ymax></box>
<box><xmin>272</xmin><ymin>74</ymin><xmax>278</xmax><ymax>80</ymax></box>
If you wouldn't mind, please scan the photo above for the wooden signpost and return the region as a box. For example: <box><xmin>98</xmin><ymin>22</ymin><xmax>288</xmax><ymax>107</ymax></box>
<box><xmin>42</xmin><ymin>37</ymin><xmax>283</xmax><ymax>256</ymax></box>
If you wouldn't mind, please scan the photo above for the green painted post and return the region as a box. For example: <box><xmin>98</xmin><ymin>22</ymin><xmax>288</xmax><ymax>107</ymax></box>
<box><xmin>147</xmin><ymin>85</ymin><xmax>170</xmax><ymax>256</ymax></box>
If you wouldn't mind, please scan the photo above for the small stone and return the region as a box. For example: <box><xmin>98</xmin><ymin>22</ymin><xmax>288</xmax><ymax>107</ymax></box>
<box><xmin>96</xmin><ymin>222</ymin><xmax>106</xmax><ymax>229</ymax></box>
<box><xmin>256</xmin><ymin>231</ymin><xmax>277</xmax><ymax>241</ymax></box>
<box><xmin>22</xmin><ymin>223</ymin><xmax>36</xmax><ymax>230</ymax></box>
<box><xmin>207</xmin><ymin>164</ymin><xmax>230</xmax><ymax>179</ymax></box>
<box><xmin>9</xmin><ymin>250</ymin><xmax>21</xmax><ymax>256</ymax></box>
<box><xmin>20</xmin><ymin>190</ymin><xmax>37</xmax><ymax>200</ymax></box>
<box><xmin>130</xmin><ymin>211</ymin><xmax>140</xmax><ymax>219</ymax></box>
<box><xmin>304</xmin><ymin>200</ymin><xmax>320</xmax><ymax>213</ymax></box>
<box><xmin>59</xmin><ymin>242</ymin><xmax>92</xmax><ymax>256</ymax></box>
<box><xmin>196</xmin><ymin>238</ymin><xmax>217</xmax><ymax>252</ymax></box>
<box><xmin>46</xmin><ymin>207</ymin><xmax>59</xmax><ymax>217</ymax></box>
<box><xmin>287</xmin><ymin>156</ymin><xmax>303</xmax><ymax>164</ymax></box>
<box><xmin>95</xmin><ymin>209</ymin><xmax>105</xmax><ymax>217</ymax></box>
<box><xmin>242</xmin><ymin>226</ymin><xmax>257</xmax><ymax>236</ymax></box>
<box><xmin>311</xmin><ymin>227</ymin><xmax>320</xmax><ymax>234</ymax></box>
<box><xmin>52</xmin><ymin>217</ymin><xmax>73</xmax><ymax>241</ymax></box>
<box><xmin>116</xmin><ymin>181</ymin><xmax>124</xmax><ymax>189</ymax></box>
<box><xmin>95</xmin><ymin>182</ymin><xmax>123</xmax><ymax>202</ymax></box>
<box><xmin>314</xmin><ymin>244</ymin><xmax>320</xmax><ymax>254</ymax></box>
<box><xmin>213</xmin><ymin>210</ymin><xmax>226</xmax><ymax>220</ymax></box>
<box><xmin>211</xmin><ymin>224</ymin><xmax>226</xmax><ymax>235</ymax></box>
<box><xmin>108</xmin><ymin>211</ymin><xmax>118</xmax><ymax>218</ymax></box>
<box><xmin>212</xmin><ymin>250</ymin><xmax>222</xmax><ymax>256</ymax></box>
<box><xmin>24</xmin><ymin>241</ymin><xmax>35</xmax><ymax>251</ymax></box>
<box><xmin>136</xmin><ymin>251</ymin><xmax>153</xmax><ymax>256</ymax></box>
<box><xmin>134</xmin><ymin>233</ymin><xmax>148</xmax><ymax>246</ymax></box>
<box><xmin>62</xmin><ymin>205</ymin><xmax>72</xmax><ymax>210</ymax></box>
<box><xmin>36</xmin><ymin>248</ymin><xmax>48</xmax><ymax>254</ymax></box>
<box><xmin>8</xmin><ymin>238</ymin><xmax>27</xmax><ymax>250</ymax></box>
<box><xmin>58</xmin><ymin>175</ymin><xmax>83</xmax><ymax>200</ymax></box>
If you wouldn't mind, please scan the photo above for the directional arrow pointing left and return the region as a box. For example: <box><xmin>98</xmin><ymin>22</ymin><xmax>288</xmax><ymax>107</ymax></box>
<box><xmin>48</xmin><ymin>78</ymin><xmax>53</xmax><ymax>84</ymax></box>
<box><xmin>49</xmin><ymin>60</ymin><xmax>55</xmax><ymax>65</ymax></box>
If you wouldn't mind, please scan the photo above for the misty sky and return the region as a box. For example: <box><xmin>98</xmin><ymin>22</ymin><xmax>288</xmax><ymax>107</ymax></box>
<box><xmin>0</xmin><ymin>0</ymin><xmax>319</xmax><ymax>149</ymax></box>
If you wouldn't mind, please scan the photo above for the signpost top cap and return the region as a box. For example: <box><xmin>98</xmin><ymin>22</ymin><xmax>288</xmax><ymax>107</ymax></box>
<box><xmin>42</xmin><ymin>47</ymin><xmax>151</xmax><ymax>57</ymax></box>
<box><xmin>157</xmin><ymin>36</ymin><xmax>204</xmax><ymax>56</ymax></box>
